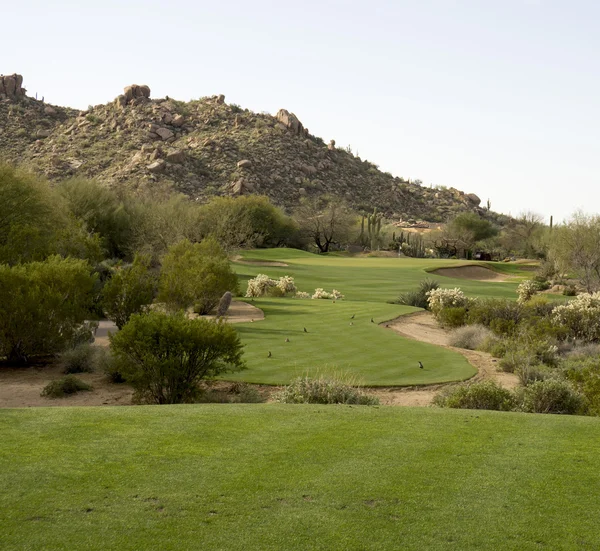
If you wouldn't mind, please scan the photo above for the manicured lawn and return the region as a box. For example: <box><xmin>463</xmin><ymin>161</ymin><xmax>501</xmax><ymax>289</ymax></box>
<box><xmin>2</xmin><ymin>405</ymin><xmax>600</xmax><ymax>551</ymax></box>
<box><xmin>227</xmin><ymin>299</ymin><xmax>475</xmax><ymax>385</ymax></box>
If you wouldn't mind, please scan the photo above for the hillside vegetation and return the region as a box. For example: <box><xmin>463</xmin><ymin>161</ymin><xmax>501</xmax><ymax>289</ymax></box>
<box><xmin>1</xmin><ymin>75</ymin><xmax>492</xmax><ymax>222</ymax></box>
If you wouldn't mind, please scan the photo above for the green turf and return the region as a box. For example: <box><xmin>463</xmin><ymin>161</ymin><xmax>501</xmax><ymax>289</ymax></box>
<box><xmin>226</xmin><ymin>299</ymin><xmax>475</xmax><ymax>385</ymax></box>
<box><xmin>2</xmin><ymin>405</ymin><xmax>600</xmax><ymax>551</ymax></box>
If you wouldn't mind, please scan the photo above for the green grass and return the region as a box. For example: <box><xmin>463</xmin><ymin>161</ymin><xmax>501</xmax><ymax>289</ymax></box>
<box><xmin>228</xmin><ymin>298</ymin><xmax>475</xmax><ymax>385</ymax></box>
<box><xmin>2</xmin><ymin>405</ymin><xmax>600</xmax><ymax>551</ymax></box>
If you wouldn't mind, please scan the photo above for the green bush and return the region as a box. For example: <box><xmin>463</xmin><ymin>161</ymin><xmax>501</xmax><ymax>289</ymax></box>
<box><xmin>395</xmin><ymin>279</ymin><xmax>439</xmax><ymax>310</ymax></box>
<box><xmin>433</xmin><ymin>381</ymin><xmax>516</xmax><ymax>411</ymax></box>
<box><xmin>101</xmin><ymin>254</ymin><xmax>157</xmax><ymax>328</ymax></box>
<box><xmin>110</xmin><ymin>311</ymin><xmax>245</xmax><ymax>404</ymax></box>
<box><xmin>467</xmin><ymin>299</ymin><xmax>525</xmax><ymax>336</ymax></box>
<box><xmin>516</xmin><ymin>365</ymin><xmax>554</xmax><ymax>387</ymax></box>
<box><xmin>516</xmin><ymin>379</ymin><xmax>585</xmax><ymax>414</ymax></box>
<box><xmin>0</xmin><ymin>256</ymin><xmax>95</xmax><ymax>363</ymax></box>
<box><xmin>158</xmin><ymin>238</ymin><xmax>239</xmax><ymax>315</ymax></box>
<box><xmin>275</xmin><ymin>375</ymin><xmax>379</xmax><ymax>405</ymax></box>
<box><xmin>563</xmin><ymin>286</ymin><xmax>577</xmax><ymax>296</ymax></box>
<box><xmin>563</xmin><ymin>357</ymin><xmax>600</xmax><ymax>416</ymax></box>
<box><xmin>448</xmin><ymin>324</ymin><xmax>493</xmax><ymax>350</ymax></box>
<box><xmin>41</xmin><ymin>376</ymin><xmax>93</xmax><ymax>398</ymax></box>
<box><xmin>197</xmin><ymin>383</ymin><xmax>264</xmax><ymax>404</ymax></box>
<box><xmin>437</xmin><ymin>307</ymin><xmax>468</xmax><ymax>328</ymax></box>
<box><xmin>94</xmin><ymin>347</ymin><xmax>127</xmax><ymax>383</ymax></box>
<box><xmin>59</xmin><ymin>344</ymin><xmax>96</xmax><ymax>374</ymax></box>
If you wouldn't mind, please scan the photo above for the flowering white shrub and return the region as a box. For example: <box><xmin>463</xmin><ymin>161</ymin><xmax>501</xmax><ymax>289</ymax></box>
<box><xmin>245</xmin><ymin>274</ymin><xmax>276</xmax><ymax>297</ymax></box>
<box><xmin>331</xmin><ymin>289</ymin><xmax>345</xmax><ymax>300</ymax></box>
<box><xmin>312</xmin><ymin>288</ymin><xmax>332</xmax><ymax>300</ymax></box>
<box><xmin>426</xmin><ymin>287</ymin><xmax>469</xmax><ymax>318</ymax></box>
<box><xmin>295</xmin><ymin>291</ymin><xmax>311</xmax><ymax>299</ymax></box>
<box><xmin>276</xmin><ymin>275</ymin><xmax>297</xmax><ymax>295</ymax></box>
<box><xmin>517</xmin><ymin>280</ymin><xmax>539</xmax><ymax>304</ymax></box>
<box><xmin>552</xmin><ymin>292</ymin><xmax>600</xmax><ymax>341</ymax></box>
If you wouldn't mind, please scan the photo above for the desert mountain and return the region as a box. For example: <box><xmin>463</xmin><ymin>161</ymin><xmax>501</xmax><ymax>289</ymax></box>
<box><xmin>1</xmin><ymin>74</ymin><xmax>493</xmax><ymax>223</ymax></box>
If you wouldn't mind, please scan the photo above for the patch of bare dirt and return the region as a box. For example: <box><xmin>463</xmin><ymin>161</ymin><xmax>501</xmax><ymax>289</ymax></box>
<box><xmin>431</xmin><ymin>265</ymin><xmax>509</xmax><ymax>282</ymax></box>
<box><xmin>194</xmin><ymin>300</ymin><xmax>265</xmax><ymax>323</ymax></box>
<box><xmin>376</xmin><ymin>311</ymin><xmax>519</xmax><ymax>407</ymax></box>
<box><xmin>231</xmin><ymin>255</ymin><xmax>288</xmax><ymax>267</ymax></box>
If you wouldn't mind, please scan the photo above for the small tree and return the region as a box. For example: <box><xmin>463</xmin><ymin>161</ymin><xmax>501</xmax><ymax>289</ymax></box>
<box><xmin>101</xmin><ymin>254</ymin><xmax>157</xmax><ymax>329</ymax></box>
<box><xmin>157</xmin><ymin>238</ymin><xmax>239</xmax><ymax>314</ymax></box>
<box><xmin>110</xmin><ymin>311</ymin><xmax>245</xmax><ymax>404</ymax></box>
<box><xmin>0</xmin><ymin>256</ymin><xmax>95</xmax><ymax>363</ymax></box>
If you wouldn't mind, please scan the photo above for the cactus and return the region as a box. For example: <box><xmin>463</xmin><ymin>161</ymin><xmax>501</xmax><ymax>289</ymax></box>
<box><xmin>216</xmin><ymin>291</ymin><xmax>233</xmax><ymax>318</ymax></box>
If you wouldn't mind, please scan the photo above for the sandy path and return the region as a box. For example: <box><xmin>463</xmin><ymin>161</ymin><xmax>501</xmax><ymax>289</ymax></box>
<box><xmin>370</xmin><ymin>311</ymin><xmax>519</xmax><ymax>407</ymax></box>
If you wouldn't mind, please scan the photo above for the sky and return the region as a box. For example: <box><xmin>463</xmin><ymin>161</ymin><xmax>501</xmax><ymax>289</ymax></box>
<box><xmin>5</xmin><ymin>0</ymin><xmax>600</xmax><ymax>222</ymax></box>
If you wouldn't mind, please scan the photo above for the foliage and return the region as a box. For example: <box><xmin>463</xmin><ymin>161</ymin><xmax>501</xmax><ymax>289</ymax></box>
<box><xmin>436</xmin><ymin>212</ymin><xmax>498</xmax><ymax>257</ymax></box>
<box><xmin>516</xmin><ymin>279</ymin><xmax>539</xmax><ymax>304</ymax></box>
<box><xmin>437</xmin><ymin>306</ymin><xmax>468</xmax><ymax>328</ymax></box>
<box><xmin>448</xmin><ymin>324</ymin><xmax>493</xmax><ymax>350</ymax></box>
<box><xmin>41</xmin><ymin>375</ymin><xmax>93</xmax><ymax>398</ymax></box>
<box><xmin>245</xmin><ymin>274</ymin><xmax>297</xmax><ymax>298</ymax></box>
<box><xmin>59</xmin><ymin>344</ymin><xmax>97</xmax><ymax>374</ymax></box>
<box><xmin>101</xmin><ymin>254</ymin><xmax>157</xmax><ymax>328</ymax></box>
<box><xmin>395</xmin><ymin>279</ymin><xmax>439</xmax><ymax>309</ymax></box>
<box><xmin>516</xmin><ymin>379</ymin><xmax>585</xmax><ymax>414</ymax></box>
<box><xmin>426</xmin><ymin>287</ymin><xmax>469</xmax><ymax>318</ymax></box>
<box><xmin>0</xmin><ymin>256</ymin><xmax>95</xmax><ymax>363</ymax></box>
<box><xmin>158</xmin><ymin>238</ymin><xmax>238</xmax><ymax>314</ymax></box>
<box><xmin>516</xmin><ymin>365</ymin><xmax>554</xmax><ymax>387</ymax></box>
<box><xmin>275</xmin><ymin>375</ymin><xmax>379</xmax><ymax>405</ymax></box>
<box><xmin>552</xmin><ymin>292</ymin><xmax>600</xmax><ymax>342</ymax></box>
<box><xmin>466</xmin><ymin>298</ymin><xmax>525</xmax><ymax>336</ymax></box>
<box><xmin>312</xmin><ymin>288</ymin><xmax>344</xmax><ymax>300</ymax></box>
<box><xmin>433</xmin><ymin>381</ymin><xmax>516</xmax><ymax>411</ymax></box>
<box><xmin>563</xmin><ymin>357</ymin><xmax>600</xmax><ymax>416</ymax></box>
<box><xmin>110</xmin><ymin>311</ymin><xmax>245</xmax><ymax>404</ymax></box>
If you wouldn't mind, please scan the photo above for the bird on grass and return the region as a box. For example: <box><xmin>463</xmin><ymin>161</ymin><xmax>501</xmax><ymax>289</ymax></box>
<box><xmin>349</xmin><ymin>322</ymin><xmax>354</xmax><ymax>326</ymax></box>
<box><xmin>285</xmin><ymin>338</ymin><xmax>290</xmax><ymax>342</ymax></box>
<box><xmin>371</xmin><ymin>318</ymin><xmax>374</xmax><ymax>323</ymax></box>
<box><xmin>303</xmin><ymin>327</ymin><xmax>308</xmax><ymax>333</ymax></box>
<box><xmin>268</xmin><ymin>351</ymin><xmax>272</xmax><ymax>358</ymax></box>
<box><xmin>418</xmin><ymin>361</ymin><xmax>424</xmax><ymax>369</ymax></box>
<box><xmin>350</xmin><ymin>314</ymin><xmax>355</xmax><ymax>319</ymax></box>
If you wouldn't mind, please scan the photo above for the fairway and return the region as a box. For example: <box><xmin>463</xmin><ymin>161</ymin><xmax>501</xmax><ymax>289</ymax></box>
<box><xmin>227</xmin><ymin>299</ymin><xmax>475</xmax><ymax>385</ymax></box>
<box><xmin>2</xmin><ymin>405</ymin><xmax>600</xmax><ymax>551</ymax></box>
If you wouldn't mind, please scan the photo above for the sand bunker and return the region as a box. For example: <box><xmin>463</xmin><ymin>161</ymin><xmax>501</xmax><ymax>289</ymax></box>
<box><xmin>231</xmin><ymin>255</ymin><xmax>288</xmax><ymax>267</ymax></box>
<box><xmin>431</xmin><ymin>265</ymin><xmax>508</xmax><ymax>282</ymax></box>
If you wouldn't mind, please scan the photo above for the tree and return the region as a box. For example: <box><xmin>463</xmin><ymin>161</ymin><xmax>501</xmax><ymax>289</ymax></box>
<box><xmin>101</xmin><ymin>254</ymin><xmax>157</xmax><ymax>329</ymax></box>
<box><xmin>294</xmin><ymin>196</ymin><xmax>356</xmax><ymax>253</ymax></box>
<box><xmin>0</xmin><ymin>256</ymin><xmax>95</xmax><ymax>363</ymax></box>
<box><xmin>198</xmin><ymin>195</ymin><xmax>298</xmax><ymax>250</ymax></box>
<box><xmin>501</xmin><ymin>211</ymin><xmax>546</xmax><ymax>258</ymax></box>
<box><xmin>435</xmin><ymin>212</ymin><xmax>498</xmax><ymax>258</ymax></box>
<box><xmin>548</xmin><ymin>212</ymin><xmax>600</xmax><ymax>292</ymax></box>
<box><xmin>157</xmin><ymin>238</ymin><xmax>239</xmax><ymax>314</ymax></box>
<box><xmin>110</xmin><ymin>311</ymin><xmax>245</xmax><ymax>404</ymax></box>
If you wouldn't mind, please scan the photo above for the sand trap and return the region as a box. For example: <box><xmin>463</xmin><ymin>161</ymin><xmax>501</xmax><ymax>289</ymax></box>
<box><xmin>231</xmin><ymin>255</ymin><xmax>288</xmax><ymax>267</ymax></box>
<box><xmin>431</xmin><ymin>265</ymin><xmax>508</xmax><ymax>282</ymax></box>
<box><xmin>195</xmin><ymin>300</ymin><xmax>265</xmax><ymax>323</ymax></box>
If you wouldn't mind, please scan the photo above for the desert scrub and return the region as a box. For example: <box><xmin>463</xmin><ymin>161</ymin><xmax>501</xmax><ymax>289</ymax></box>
<box><xmin>59</xmin><ymin>343</ymin><xmax>97</xmax><ymax>374</ymax></box>
<box><xmin>433</xmin><ymin>381</ymin><xmax>516</xmax><ymax>411</ymax></box>
<box><xmin>448</xmin><ymin>325</ymin><xmax>493</xmax><ymax>350</ymax></box>
<box><xmin>41</xmin><ymin>376</ymin><xmax>93</xmax><ymax>398</ymax></box>
<box><xmin>515</xmin><ymin>379</ymin><xmax>585</xmax><ymax>415</ymax></box>
<box><xmin>516</xmin><ymin>280</ymin><xmax>539</xmax><ymax>304</ymax></box>
<box><xmin>312</xmin><ymin>288</ymin><xmax>344</xmax><ymax>300</ymax></box>
<box><xmin>395</xmin><ymin>279</ymin><xmax>439</xmax><ymax>310</ymax></box>
<box><xmin>426</xmin><ymin>287</ymin><xmax>469</xmax><ymax>319</ymax></box>
<box><xmin>246</xmin><ymin>274</ymin><xmax>297</xmax><ymax>298</ymax></box>
<box><xmin>552</xmin><ymin>292</ymin><xmax>600</xmax><ymax>342</ymax></box>
<box><xmin>276</xmin><ymin>375</ymin><xmax>379</xmax><ymax>405</ymax></box>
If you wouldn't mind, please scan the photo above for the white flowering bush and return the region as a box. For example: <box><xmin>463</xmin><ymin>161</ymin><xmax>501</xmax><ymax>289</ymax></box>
<box><xmin>552</xmin><ymin>292</ymin><xmax>600</xmax><ymax>341</ymax></box>
<box><xmin>295</xmin><ymin>291</ymin><xmax>311</xmax><ymax>299</ymax></box>
<box><xmin>245</xmin><ymin>274</ymin><xmax>276</xmax><ymax>297</ymax></box>
<box><xmin>517</xmin><ymin>280</ymin><xmax>539</xmax><ymax>304</ymax></box>
<box><xmin>331</xmin><ymin>289</ymin><xmax>345</xmax><ymax>300</ymax></box>
<box><xmin>426</xmin><ymin>287</ymin><xmax>469</xmax><ymax>318</ymax></box>
<box><xmin>276</xmin><ymin>275</ymin><xmax>297</xmax><ymax>295</ymax></box>
<box><xmin>311</xmin><ymin>288</ymin><xmax>345</xmax><ymax>300</ymax></box>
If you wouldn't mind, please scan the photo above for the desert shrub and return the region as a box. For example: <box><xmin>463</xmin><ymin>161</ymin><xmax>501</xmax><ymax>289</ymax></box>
<box><xmin>41</xmin><ymin>376</ymin><xmax>93</xmax><ymax>398</ymax></box>
<box><xmin>516</xmin><ymin>379</ymin><xmax>585</xmax><ymax>414</ymax></box>
<box><xmin>565</xmin><ymin>342</ymin><xmax>600</xmax><ymax>360</ymax></box>
<box><xmin>426</xmin><ymin>287</ymin><xmax>469</xmax><ymax>319</ymax></box>
<box><xmin>312</xmin><ymin>288</ymin><xmax>344</xmax><ymax>300</ymax></box>
<box><xmin>563</xmin><ymin>286</ymin><xmax>577</xmax><ymax>296</ymax></box>
<box><xmin>110</xmin><ymin>311</ymin><xmax>245</xmax><ymax>404</ymax></box>
<box><xmin>246</xmin><ymin>274</ymin><xmax>276</xmax><ymax>297</ymax></box>
<box><xmin>0</xmin><ymin>256</ymin><xmax>95</xmax><ymax>363</ymax></box>
<box><xmin>478</xmin><ymin>334</ymin><xmax>509</xmax><ymax>357</ymax></box>
<box><xmin>197</xmin><ymin>382</ymin><xmax>264</xmax><ymax>404</ymax></box>
<box><xmin>295</xmin><ymin>291</ymin><xmax>311</xmax><ymax>299</ymax></box>
<box><xmin>552</xmin><ymin>292</ymin><xmax>600</xmax><ymax>342</ymax></box>
<box><xmin>500</xmin><ymin>336</ymin><xmax>559</xmax><ymax>372</ymax></box>
<box><xmin>216</xmin><ymin>291</ymin><xmax>233</xmax><ymax>318</ymax></box>
<box><xmin>276</xmin><ymin>275</ymin><xmax>297</xmax><ymax>295</ymax></box>
<box><xmin>433</xmin><ymin>381</ymin><xmax>516</xmax><ymax>411</ymax></box>
<box><xmin>276</xmin><ymin>375</ymin><xmax>379</xmax><ymax>405</ymax></box>
<box><xmin>564</xmin><ymin>358</ymin><xmax>600</xmax><ymax>416</ymax></box>
<box><xmin>516</xmin><ymin>365</ymin><xmax>554</xmax><ymax>386</ymax></box>
<box><xmin>158</xmin><ymin>238</ymin><xmax>238</xmax><ymax>315</ymax></box>
<box><xmin>93</xmin><ymin>347</ymin><xmax>127</xmax><ymax>383</ymax></box>
<box><xmin>101</xmin><ymin>254</ymin><xmax>157</xmax><ymax>329</ymax></box>
<box><xmin>448</xmin><ymin>324</ymin><xmax>493</xmax><ymax>350</ymax></box>
<box><xmin>395</xmin><ymin>279</ymin><xmax>439</xmax><ymax>309</ymax></box>
<box><xmin>467</xmin><ymin>299</ymin><xmax>525</xmax><ymax>336</ymax></box>
<box><xmin>437</xmin><ymin>307</ymin><xmax>468</xmax><ymax>328</ymax></box>
<box><xmin>59</xmin><ymin>344</ymin><xmax>97</xmax><ymax>374</ymax></box>
<box><xmin>532</xmin><ymin>275</ymin><xmax>551</xmax><ymax>291</ymax></box>
<box><xmin>517</xmin><ymin>279</ymin><xmax>539</xmax><ymax>304</ymax></box>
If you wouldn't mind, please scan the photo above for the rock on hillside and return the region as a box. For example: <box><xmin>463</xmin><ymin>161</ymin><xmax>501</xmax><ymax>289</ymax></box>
<box><xmin>1</xmin><ymin>75</ymin><xmax>490</xmax><ymax>222</ymax></box>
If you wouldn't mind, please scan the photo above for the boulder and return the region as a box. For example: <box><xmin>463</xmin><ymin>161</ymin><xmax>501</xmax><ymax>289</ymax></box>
<box><xmin>122</xmin><ymin>84</ymin><xmax>151</xmax><ymax>105</ymax></box>
<box><xmin>216</xmin><ymin>94</ymin><xmax>225</xmax><ymax>104</ymax></box>
<box><xmin>36</xmin><ymin>129</ymin><xmax>52</xmax><ymax>138</ymax></box>
<box><xmin>328</xmin><ymin>139</ymin><xmax>336</xmax><ymax>151</ymax></box>
<box><xmin>276</xmin><ymin>109</ymin><xmax>308</xmax><ymax>137</ymax></box>
<box><xmin>0</xmin><ymin>73</ymin><xmax>26</xmax><ymax>100</ymax></box>
<box><xmin>155</xmin><ymin>127</ymin><xmax>174</xmax><ymax>141</ymax></box>
<box><xmin>44</xmin><ymin>105</ymin><xmax>56</xmax><ymax>115</ymax></box>
<box><xmin>166</xmin><ymin>149</ymin><xmax>185</xmax><ymax>163</ymax></box>
<box><xmin>147</xmin><ymin>160</ymin><xmax>166</xmax><ymax>173</ymax></box>
<box><xmin>237</xmin><ymin>159</ymin><xmax>252</xmax><ymax>169</ymax></box>
<box><xmin>301</xmin><ymin>164</ymin><xmax>317</xmax><ymax>176</ymax></box>
<box><xmin>466</xmin><ymin>193</ymin><xmax>481</xmax><ymax>206</ymax></box>
<box><xmin>171</xmin><ymin>114</ymin><xmax>185</xmax><ymax>127</ymax></box>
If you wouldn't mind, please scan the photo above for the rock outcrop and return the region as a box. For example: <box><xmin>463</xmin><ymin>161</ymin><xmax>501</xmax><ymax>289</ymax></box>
<box><xmin>0</xmin><ymin>74</ymin><xmax>26</xmax><ymax>100</ymax></box>
<box><xmin>115</xmin><ymin>84</ymin><xmax>151</xmax><ymax>108</ymax></box>
<box><xmin>276</xmin><ymin>109</ymin><xmax>308</xmax><ymax>137</ymax></box>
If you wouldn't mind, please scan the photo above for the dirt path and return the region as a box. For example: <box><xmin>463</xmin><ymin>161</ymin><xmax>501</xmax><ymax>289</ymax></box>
<box><xmin>371</xmin><ymin>311</ymin><xmax>519</xmax><ymax>407</ymax></box>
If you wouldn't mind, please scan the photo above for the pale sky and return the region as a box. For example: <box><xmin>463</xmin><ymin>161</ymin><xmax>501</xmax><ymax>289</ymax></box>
<box><xmin>5</xmin><ymin>0</ymin><xmax>599</xmax><ymax>222</ymax></box>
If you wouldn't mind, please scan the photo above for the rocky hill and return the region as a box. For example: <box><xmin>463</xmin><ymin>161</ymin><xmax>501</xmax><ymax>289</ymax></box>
<box><xmin>0</xmin><ymin>74</ymin><xmax>493</xmax><ymax>222</ymax></box>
